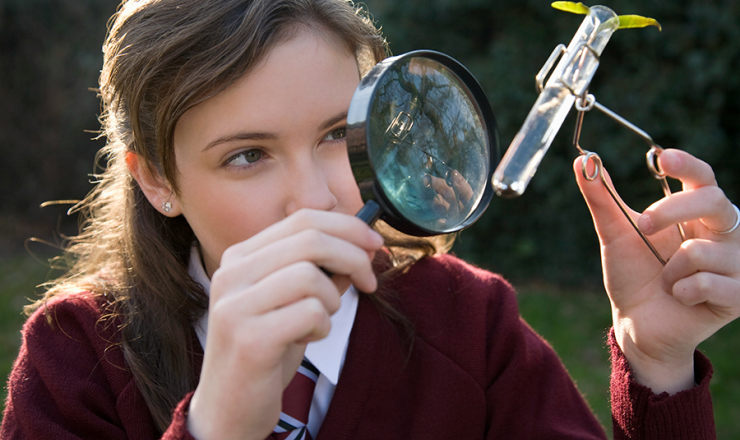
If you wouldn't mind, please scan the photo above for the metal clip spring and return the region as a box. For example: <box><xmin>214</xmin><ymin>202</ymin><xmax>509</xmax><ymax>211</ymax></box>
<box><xmin>572</xmin><ymin>92</ymin><xmax>685</xmax><ymax>266</ymax></box>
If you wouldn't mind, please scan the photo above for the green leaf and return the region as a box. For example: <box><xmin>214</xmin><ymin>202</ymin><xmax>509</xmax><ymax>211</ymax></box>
<box><xmin>551</xmin><ymin>1</ymin><xmax>591</xmax><ymax>15</ymax></box>
<box><xmin>551</xmin><ymin>3</ymin><xmax>663</xmax><ymax>32</ymax></box>
<box><xmin>617</xmin><ymin>15</ymin><xmax>662</xmax><ymax>31</ymax></box>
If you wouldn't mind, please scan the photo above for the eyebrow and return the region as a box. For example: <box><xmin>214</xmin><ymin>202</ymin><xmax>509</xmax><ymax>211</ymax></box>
<box><xmin>202</xmin><ymin>131</ymin><xmax>278</xmax><ymax>153</ymax></box>
<box><xmin>318</xmin><ymin>111</ymin><xmax>348</xmax><ymax>132</ymax></box>
<box><xmin>201</xmin><ymin>111</ymin><xmax>348</xmax><ymax>153</ymax></box>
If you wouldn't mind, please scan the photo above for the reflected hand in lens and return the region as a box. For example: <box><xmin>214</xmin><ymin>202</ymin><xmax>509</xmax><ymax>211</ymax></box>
<box><xmin>422</xmin><ymin>169</ymin><xmax>473</xmax><ymax>227</ymax></box>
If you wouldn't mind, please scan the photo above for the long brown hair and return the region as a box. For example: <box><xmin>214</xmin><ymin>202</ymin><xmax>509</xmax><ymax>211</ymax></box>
<box><xmin>30</xmin><ymin>0</ymin><xmax>451</xmax><ymax>432</ymax></box>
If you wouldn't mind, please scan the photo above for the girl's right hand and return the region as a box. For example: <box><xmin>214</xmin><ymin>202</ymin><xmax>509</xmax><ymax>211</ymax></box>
<box><xmin>186</xmin><ymin>209</ymin><xmax>384</xmax><ymax>440</ymax></box>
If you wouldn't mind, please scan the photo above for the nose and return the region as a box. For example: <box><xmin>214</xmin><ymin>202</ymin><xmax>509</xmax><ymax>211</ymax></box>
<box><xmin>284</xmin><ymin>156</ymin><xmax>339</xmax><ymax>217</ymax></box>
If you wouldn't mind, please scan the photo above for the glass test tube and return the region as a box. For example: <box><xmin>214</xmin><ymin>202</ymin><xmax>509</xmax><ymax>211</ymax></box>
<box><xmin>492</xmin><ymin>6</ymin><xmax>619</xmax><ymax>198</ymax></box>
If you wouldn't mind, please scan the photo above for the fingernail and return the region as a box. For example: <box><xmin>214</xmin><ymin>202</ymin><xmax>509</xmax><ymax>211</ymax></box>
<box><xmin>660</xmin><ymin>151</ymin><xmax>678</xmax><ymax>171</ymax></box>
<box><xmin>369</xmin><ymin>229</ymin><xmax>384</xmax><ymax>247</ymax></box>
<box><xmin>638</xmin><ymin>213</ymin><xmax>653</xmax><ymax>234</ymax></box>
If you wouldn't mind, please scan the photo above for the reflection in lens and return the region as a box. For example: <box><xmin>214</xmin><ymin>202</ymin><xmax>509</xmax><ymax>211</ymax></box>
<box><xmin>368</xmin><ymin>57</ymin><xmax>489</xmax><ymax>232</ymax></box>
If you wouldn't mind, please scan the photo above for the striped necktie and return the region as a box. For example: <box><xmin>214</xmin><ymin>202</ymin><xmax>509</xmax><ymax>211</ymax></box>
<box><xmin>271</xmin><ymin>358</ymin><xmax>320</xmax><ymax>440</ymax></box>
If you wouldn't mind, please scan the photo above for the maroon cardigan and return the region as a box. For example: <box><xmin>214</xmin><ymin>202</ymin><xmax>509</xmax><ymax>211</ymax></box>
<box><xmin>1</xmin><ymin>254</ymin><xmax>715</xmax><ymax>439</ymax></box>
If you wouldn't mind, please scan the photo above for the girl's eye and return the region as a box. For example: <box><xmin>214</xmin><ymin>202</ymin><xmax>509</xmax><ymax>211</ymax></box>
<box><xmin>323</xmin><ymin>127</ymin><xmax>346</xmax><ymax>142</ymax></box>
<box><xmin>227</xmin><ymin>149</ymin><xmax>262</xmax><ymax>166</ymax></box>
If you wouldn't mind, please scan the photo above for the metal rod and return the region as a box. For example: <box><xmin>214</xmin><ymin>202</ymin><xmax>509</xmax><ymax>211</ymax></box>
<box><xmin>592</xmin><ymin>100</ymin><xmax>655</xmax><ymax>148</ymax></box>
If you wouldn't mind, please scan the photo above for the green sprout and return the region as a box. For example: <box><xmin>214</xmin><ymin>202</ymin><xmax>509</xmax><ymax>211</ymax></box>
<box><xmin>551</xmin><ymin>2</ymin><xmax>662</xmax><ymax>31</ymax></box>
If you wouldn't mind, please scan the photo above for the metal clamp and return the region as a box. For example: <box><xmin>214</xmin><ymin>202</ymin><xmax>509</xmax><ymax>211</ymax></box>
<box><xmin>386</xmin><ymin>111</ymin><xmax>414</xmax><ymax>141</ymax></box>
<box><xmin>536</xmin><ymin>44</ymin><xmax>566</xmax><ymax>93</ymax></box>
<box><xmin>572</xmin><ymin>91</ymin><xmax>686</xmax><ymax>266</ymax></box>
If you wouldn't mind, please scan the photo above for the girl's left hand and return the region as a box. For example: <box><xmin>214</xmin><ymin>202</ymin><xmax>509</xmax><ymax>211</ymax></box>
<box><xmin>574</xmin><ymin>148</ymin><xmax>740</xmax><ymax>394</ymax></box>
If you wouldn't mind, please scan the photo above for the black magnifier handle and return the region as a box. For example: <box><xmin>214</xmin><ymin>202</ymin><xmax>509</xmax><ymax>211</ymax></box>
<box><xmin>320</xmin><ymin>199</ymin><xmax>383</xmax><ymax>278</ymax></box>
<box><xmin>355</xmin><ymin>199</ymin><xmax>382</xmax><ymax>226</ymax></box>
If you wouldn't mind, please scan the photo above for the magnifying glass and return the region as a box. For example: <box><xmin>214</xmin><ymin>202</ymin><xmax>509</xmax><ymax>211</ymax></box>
<box><xmin>347</xmin><ymin>50</ymin><xmax>500</xmax><ymax>236</ymax></box>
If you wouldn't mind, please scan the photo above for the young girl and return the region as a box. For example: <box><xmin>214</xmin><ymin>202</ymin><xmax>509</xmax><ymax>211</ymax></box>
<box><xmin>3</xmin><ymin>0</ymin><xmax>739</xmax><ymax>439</ymax></box>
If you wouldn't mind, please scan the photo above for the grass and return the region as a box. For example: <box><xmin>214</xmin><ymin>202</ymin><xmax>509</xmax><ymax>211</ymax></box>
<box><xmin>1</xmin><ymin>256</ymin><xmax>739</xmax><ymax>438</ymax></box>
<box><xmin>0</xmin><ymin>254</ymin><xmax>52</xmax><ymax>418</ymax></box>
<box><xmin>517</xmin><ymin>284</ymin><xmax>740</xmax><ymax>439</ymax></box>
<box><xmin>516</xmin><ymin>285</ymin><xmax>614</xmax><ymax>434</ymax></box>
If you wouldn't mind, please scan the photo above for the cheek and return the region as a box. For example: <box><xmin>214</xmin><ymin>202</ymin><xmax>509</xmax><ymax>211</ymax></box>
<box><xmin>177</xmin><ymin>176</ymin><xmax>282</xmax><ymax>265</ymax></box>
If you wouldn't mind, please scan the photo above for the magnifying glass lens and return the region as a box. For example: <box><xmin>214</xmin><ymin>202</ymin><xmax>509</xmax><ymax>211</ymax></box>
<box><xmin>367</xmin><ymin>57</ymin><xmax>490</xmax><ymax>232</ymax></box>
<box><xmin>347</xmin><ymin>50</ymin><xmax>498</xmax><ymax>236</ymax></box>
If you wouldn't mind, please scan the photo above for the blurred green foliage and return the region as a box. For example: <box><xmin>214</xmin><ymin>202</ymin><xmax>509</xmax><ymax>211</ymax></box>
<box><xmin>0</xmin><ymin>0</ymin><xmax>119</xmax><ymax>256</ymax></box>
<box><xmin>1</xmin><ymin>0</ymin><xmax>738</xmax><ymax>282</ymax></box>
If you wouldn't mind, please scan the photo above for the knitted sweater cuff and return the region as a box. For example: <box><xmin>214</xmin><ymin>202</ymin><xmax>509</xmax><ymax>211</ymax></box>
<box><xmin>609</xmin><ymin>328</ymin><xmax>716</xmax><ymax>439</ymax></box>
<box><xmin>163</xmin><ymin>391</ymin><xmax>198</xmax><ymax>440</ymax></box>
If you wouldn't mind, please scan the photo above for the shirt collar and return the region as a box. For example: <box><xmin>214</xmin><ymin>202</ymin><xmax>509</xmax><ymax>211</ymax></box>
<box><xmin>188</xmin><ymin>245</ymin><xmax>357</xmax><ymax>385</ymax></box>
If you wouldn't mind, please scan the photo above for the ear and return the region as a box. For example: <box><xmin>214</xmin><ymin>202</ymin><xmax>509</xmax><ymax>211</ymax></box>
<box><xmin>125</xmin><ymin>152</ymin><xmax>183</xmax><ymax>217</ymax></box>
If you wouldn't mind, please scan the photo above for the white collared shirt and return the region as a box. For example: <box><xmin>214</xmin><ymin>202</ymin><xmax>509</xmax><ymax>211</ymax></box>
<box><xmin>188</xmin><ymin>246</ymin><xmax>358</xmax><ymax>436</ymax></box>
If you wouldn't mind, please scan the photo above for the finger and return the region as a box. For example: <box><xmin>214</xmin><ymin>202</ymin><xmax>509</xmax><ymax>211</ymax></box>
<box><xmin>656</xmin><ymin>149</ymin><xmax>717</xmax><ymax>191</ymax></box>
<box><xmin>210</xmin><ymin>294</ymin><xmax>332</xmax><ymax>355</ymax></box>
<box><xmin>428</xmin><ymin>174</ymin><xmax>458</xmax><ymax>207</ymax></box>
<box><xmin>431</xmin><ymin>193</ymin><xmax>452</xmax><ymax>217</ymax></box>
<box><xmin>573</xmin><ymin>156</ymin><xmax>639</xmax><ymax>246</ymax></box>
<box><xmin>330</xmin><ymin>273</ymin><xmax>353</xmax><ymax>296</ymax></box>
<box><xmin>218</xmin><ymin>261</ymin><xmax>343</xmax><ymax>317</ymax></box>
<box><xmin>263</xmin><ymin>230</ymin><xmax>377</xmax><ymax>292</ymax></box>
<box><xmin>253</xmin><ymin>297</ymin><xmax>334</xmax><ymax>347</ymax></box>
<box><xmin>638</xmin><ymin>185</ymin><xmax>731</xmax><ymax>235</ymax></box>
<box><xmin>663</xmin><ymin>239</ymin><xmax>740</xmax><ymax>290</ymax></box>
<box><xmin>215</xmin><ymin>229</ymin><xmax>378</xmax><ymax>296</ymax></box>
<box><xmin>702</xmin><ymin>202</ymin><xmax>740</xmax><ymax>237</ymax></box>
<box><xmin>450</xmin><ymin>170</ymin><xmax>473</xmax><ymax>203</ymax></box>
<box><xmin>224</xmin><ymin>209</ymin><xmax>384</xmax><ymax>261</ymax></box>
<box><xmin>672</xmin><ymin>272</ymin><xmax>740</xmax><ymax>322</ymax></box>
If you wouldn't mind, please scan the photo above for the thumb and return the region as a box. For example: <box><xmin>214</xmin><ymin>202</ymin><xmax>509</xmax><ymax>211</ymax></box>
<box><xmin>573</xmin><ymin>155</ymin><xmax>639</xmax><ymax>247</ymax></box>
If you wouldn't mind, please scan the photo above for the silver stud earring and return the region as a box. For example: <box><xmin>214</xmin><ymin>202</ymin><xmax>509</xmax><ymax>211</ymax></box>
<box><xmin>163</xmin><ymin>201</ymin><xmax>172</xmax><ymax>213</ymax></box>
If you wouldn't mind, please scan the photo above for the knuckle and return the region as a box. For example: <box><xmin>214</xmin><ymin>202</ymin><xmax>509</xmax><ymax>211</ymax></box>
<box><xmin>298</xmin><ymin>229</ymin><xmax>325</xmax><ymax>249</ymax></box>
<box><xmin>676</xmin><ymin>272</ymin><xmax>711</xmax><ymax>304</ymax></box>
<box><xmin>323</xmin><ymin>285</ymin><xmax>342</xmax><ymax>313</ymax></box>
<box><xmin>291</xmin><ymin>208</ymin><xmax>318</xmax><ymax>227</ymax></box>
<box><xmin>303</xmin><ymin>297</ymin><xmax>328</xmax><ymax>323</ymax></box>
<box><xmin>692</xmin><ymin>272</ymin><xmax>713</xmax><ymax>297</ymax></box>
<box><xmin>698</xmin><ymin>160</ymin><xmax>717</xmax><ymax>183</ymax></box>
<box><xmin>703</xmin><ymin>186</ymin><xmax>726</xmax><ymax>205</ymax></box>
<box><xmin>209</xmin><ymin>267</ymin><xmax>232</xmax><ymax>298</ymax></box>
<box><xmin>220</xmin><ymin>242</ymin><xmax>240</xmax><ymax>263</ymax></box>
<box><xmin>680</xmin><ymin>240</ymin><xmax>708</xmax><ymax>265</ymax></box>
<box><xmin>315</xmin><ymin>317</ymin><xmax>331</xmax><ymax>339</ymax></box>
<box><xmin>697</xmin><ymin>274</ymin><xmax>714</xmax><ymax>293</ymax></box>
<box><xmin>294</xmin><ymin>267</ymin><xmax>339</xmax><ymax>311</ymax></box>
<box><xmin>293</xmin><ymin>261</ymin><xmax>324</xmax><ymax>285</ymax></box>
<box><xmin>209</xmin><ymin>296</ymin><xmax>242</xmax><ymax>332</ymax></box>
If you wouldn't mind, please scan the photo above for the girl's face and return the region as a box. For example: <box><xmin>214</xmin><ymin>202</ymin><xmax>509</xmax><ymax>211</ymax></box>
<box><xmin>172</xmin><ymin>30</ymin><xmax>364</xmax><ymax>277</ymax></box>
